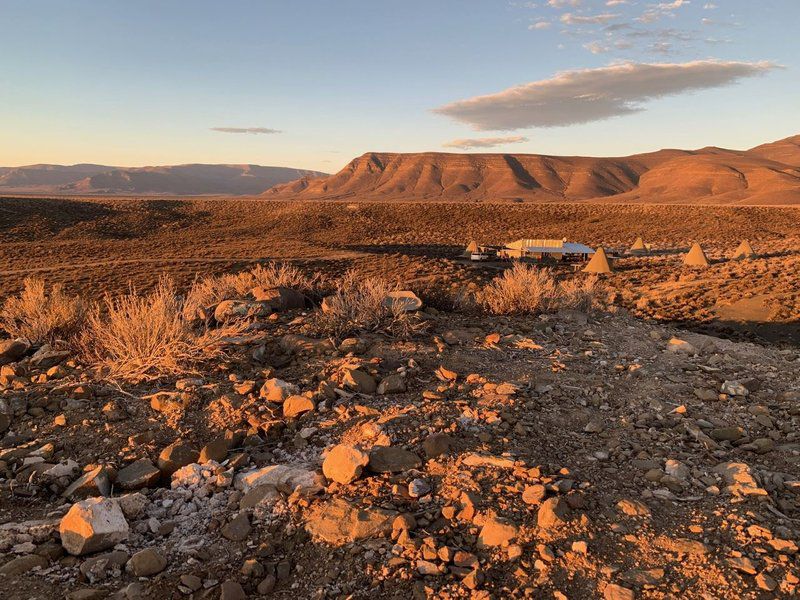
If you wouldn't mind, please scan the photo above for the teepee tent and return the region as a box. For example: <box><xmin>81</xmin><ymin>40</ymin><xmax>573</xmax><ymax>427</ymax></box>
<box><xmin>629</xmin><ymin>236</ymin><xmax>647</xmax><ymax>254</ymax></box>
<box><xmin>683</xmin><ymin>242</ymin><xmax>710</xmax><ymax>267</ymax></box>
<box><xmin>465</xmin><ymin>240</ymin><xmax>479</xmax><ymax>254</ymax></box>
<box><xmin>583</xmin><ymin>247</ymin><xmax>613</xmax><ymax>274</ymax></box>
<box><xmin>732</xmin><ymin>240</ymin><xmax>756</xmax><ymax>260</ymax></box>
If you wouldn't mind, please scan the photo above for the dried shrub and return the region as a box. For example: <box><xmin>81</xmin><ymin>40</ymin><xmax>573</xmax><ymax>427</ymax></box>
<box><xmin>479</xmin><ymin>264</ymin><xmax>559</xmax><ymax>315</ymax></box>
<box><xmin>310</xmin><ymin>271</ymin><xmax>424</xmax><ymax>339</ymax></box>
<box><xmin>558</xmin><ymin>275</ymin><xmax>600</xmax><ymax>311</ymax></box>
<box><xmin>250</xmin><ymin>262</ymin><xmax>321</xmax><ymax>292</ymax></box>
<box><xmin>0</xmin><ymin>277</ymin><xmax>86</xmax><ymax>345</ymax></box>
<box><xmin>81</xmin><ymin>278</ymin><xmax>243</xmax><ymax>380</ymax></box>
<box><xmin>183</xmin><ymin>262</ymin><xmax>320</xmax><ymax>319</ymax></box>
<box><xmin>479</xmin><ymin>264</ymin><xmax>600</xmax><ymax>315</ymax></box>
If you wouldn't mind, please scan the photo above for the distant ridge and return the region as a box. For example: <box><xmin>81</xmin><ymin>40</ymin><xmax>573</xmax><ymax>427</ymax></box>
<box><xmin>264</xmin><ymin>134</ymin><xmax>800</xmax><ymax>205</ymax></box>
<box><xmin>0</xmin><ymin>163</ymin><xmax>327</xmax><ymax>196</ymax></box>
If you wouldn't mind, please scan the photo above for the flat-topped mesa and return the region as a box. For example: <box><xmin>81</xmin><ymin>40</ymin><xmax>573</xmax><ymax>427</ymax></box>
<box><xmin>265</xmin><ymin>150</ymin><xmax>662</xmax><ymax>202</ymax></box>
<box><xmin>264</xmin><ymin>134</ymin><xmax>800</xmax><ymax>204</ymax></box>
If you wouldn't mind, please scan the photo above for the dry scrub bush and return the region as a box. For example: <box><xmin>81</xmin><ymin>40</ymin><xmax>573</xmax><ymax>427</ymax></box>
<box><xmin>558</xmin><ymin>275</ymin><xmax>600</xmax><ymax>312</ymax></box>
<box><xmin>0</xmin><ymin>277</ymin><xmax>85</xmax><ymax>345</ymax></box>
<box><xmin>311</xmin><ymin>271</ymin><xmax>423</xmax><ymax>339</ymax></box>
<box><xmin>479</xmin><ymin>264</ymin><xmax>559</xmax><ymax>315</ymax></box>
<box><xmin>184</xmin><ymin>262</ymin><xmax>319</xmax><ymax>319</ymax></box>
<box><xmin>479</xmin><ymin>264</ymin><xmax>599</xmax><ymax>315</ymax></box>
<box><xmin>82</xmin><ymin>279</ymin><xmax>243</xmax><ymax>380</ymax></box>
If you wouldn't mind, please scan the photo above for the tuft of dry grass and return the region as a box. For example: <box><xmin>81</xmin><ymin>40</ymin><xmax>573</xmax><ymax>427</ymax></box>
<box><xmin>183</xmin><ymin>262</ymin><xmax>320</xmax><ymax>320</ymax></box>
<box><xmin>81</xmin><ymin>278</ymin><xmax>244</xmax><ymax>381</ymax></box>
<box><xmin>478</xmin><ymin>264</ymin><xmax>599</xmax><ymax>315</ymax></box>
<box><xmin>310</xmin><ymin>270</ymin><xmax>424</xmax><ymax>339</ymax></box>
<box><xmin>479</xmin><ymin>264</ymin><xmax>558</xmax><ymax>315</ymax></box>
<box><xmin>0</xmin><ymin>277</ymin><xmax>86</xmax><ymax>345</ymax></box>
<box><xmin>558</xmin><ymin>275</ymin><xmax>600</xmax><ymax>312</ymax></box>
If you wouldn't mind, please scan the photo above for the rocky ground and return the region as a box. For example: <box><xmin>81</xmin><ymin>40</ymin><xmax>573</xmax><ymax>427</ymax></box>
<box><xmin>1</xmin><ymin>293</ymin><xmax>799</xmax><ymax>599</ymax></box>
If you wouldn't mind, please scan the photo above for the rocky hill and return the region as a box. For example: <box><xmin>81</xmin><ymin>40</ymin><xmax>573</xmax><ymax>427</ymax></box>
<box><xmin>0</xmin><ymin>164</ymin><xmax>327</xmax><ymax>196</ymax></box>
<box><xmin>265</xmin><ymin>135</ymin><xmax>800</xmax><ymax>204</ymax></box>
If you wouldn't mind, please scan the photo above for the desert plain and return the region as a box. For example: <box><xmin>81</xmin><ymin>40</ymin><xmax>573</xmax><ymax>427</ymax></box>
<box><xmin>0</xmin><ymin>190</ymin><xmax>799</xmax><ymax>600</ymax></box>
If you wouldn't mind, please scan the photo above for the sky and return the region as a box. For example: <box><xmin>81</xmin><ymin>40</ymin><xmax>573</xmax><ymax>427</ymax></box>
<box><xmin>0</xmin><ymin>0</ymin><xmax>798</xmax><ymax>172</ymax></box>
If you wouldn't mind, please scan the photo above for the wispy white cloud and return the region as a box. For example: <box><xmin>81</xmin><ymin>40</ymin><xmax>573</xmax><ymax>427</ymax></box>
<box><xmin>442</xmin><ymin>136</ymin><xmax>530</xmax><ymax>150</ymax></box>
<box><xmin>210</xmin><ymin>127</ymin><xmax>281</xmax><ymax>135</ymax></box>
<box><xmin>529</xmin><ymin>20</ymin><xmax>552</xmax><ymax>29</ymax></box>
<box><xmin>584</xmin><ymin>39</ymin><xmax>633</xmax><ymax>54</ymax></box>
<box><xmin>561</xmin><ymin>12</ymin><xmax>620</xmax><ymax>24</ymax></box>
<box><xmin>433</xmin><ymin>60</ymin><xmax>777</xmax><ymax>131</ymax></box>
<box><xmin>638</xmin><ymin>0</ymin><xmax>691</xmax><ymax>23</ymax></box>
<box><xmin>703</xmin><ymin>2</ymin><xmax>717</xmax><ymax>8</ymax></box>
<box><xmin>547</xmin><ymin>0</ymin><xmax>581</xmax><ymax>7</ymax></box>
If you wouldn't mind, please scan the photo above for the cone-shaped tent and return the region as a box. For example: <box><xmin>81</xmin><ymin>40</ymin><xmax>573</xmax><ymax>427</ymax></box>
<box><xmin>683</xmin><ymin>242</ymin><xmax>710</xmax><ymax>267</ymax></box>
<box><xmin>583</xmin><ymin>247</ymin><xmax>613</xmax><ymax>274</ymax></box>
<box><xmin>465</xmin><ymin>240</ymin><xmax>479</xmax><ymax>254</ymax></box>
<box><xmin>732</xmin><ymin>240</ymin><xmax>756</xmax><ymax>260</ymax></box>
<box><xmin>629</xmin><ymin>236</ymin><xmax>647</xmax><ymax>254</ymax></box>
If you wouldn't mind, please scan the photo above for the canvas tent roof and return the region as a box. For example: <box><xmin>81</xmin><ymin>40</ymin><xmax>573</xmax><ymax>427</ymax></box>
<box><xmin>583</xmin><ymin>247</ymin><xmax>613</xmax><ymax>274</ymax></box>
<box><xmin>683</xmin><ymin>242</ymin><xmax>710</xmax><ymax>267</ymax></box>
<box><xmin>629</xmin><ymin>237</ymin><xmax>647</xmax><ymax>252</ymax></box>
<box><xmin>732</xmin><ymin>240</ymin><xmax>756</xmax><ymax>259</ymax></box>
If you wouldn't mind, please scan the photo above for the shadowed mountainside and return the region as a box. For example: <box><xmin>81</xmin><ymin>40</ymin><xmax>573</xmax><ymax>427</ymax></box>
<box><xmin>0</xmin><ymin>163</ymin><xmax>327</xmax><ymax>196</ymax></box>
<box><xmin>265</xmin><ymin>134</ymin><xmax>800</xmax><ymax>204</ymax></box>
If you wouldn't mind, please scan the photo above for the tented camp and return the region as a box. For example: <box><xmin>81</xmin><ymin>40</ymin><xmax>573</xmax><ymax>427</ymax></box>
<box><xmin>465</xmin><ymin>240</ymin><xmax>479</xmax><ymax>254</ymax></box>
<box><xmin>500</xmin><ymin>238</ymin><xmax>595</xmax><ymax>262</ymax></box>
<box><xmin>683</xmin><ymin>242</ymin><xmax>710</xmax><ymax>267</ymax></box>
<box><xmin>732</xmin><ymin>240</ymin><xmax>757</xmax><ymax>260</ymax></box>
<box><xmin>583</xmin><ymin>247</ymin><xmax>613</xmax><ymax>274</ymax></box>
<box><xmin>629</xmin><ymin>237</ymin><xmax>648</xmax><ymax>254</ymax></box>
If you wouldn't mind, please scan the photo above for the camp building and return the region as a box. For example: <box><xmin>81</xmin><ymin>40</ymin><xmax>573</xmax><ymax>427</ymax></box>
<box><xmin>500</xmin><ymin>238</ymin><xmax>595</xmax><ymax>262</ymax></box>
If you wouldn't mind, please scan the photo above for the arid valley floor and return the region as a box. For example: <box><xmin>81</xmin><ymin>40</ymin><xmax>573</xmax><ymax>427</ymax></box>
<box><xmin>1</xmin><ymin>196</ymin><xmax>799</xmax><ymax>599</ymax></box>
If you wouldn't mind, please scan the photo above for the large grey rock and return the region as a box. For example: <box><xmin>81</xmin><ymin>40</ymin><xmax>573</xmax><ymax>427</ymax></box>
<box><xmin>0</xmin><ymin>554</ymin><xmax>48</xmax><ymax>575</ymax></box>
<box><xmin>116</xmin><ymin>459</ymin><xmax>160</xmax><ymax>491</ymax></box>
<box><xmin>305</xmin><ymin>498</ymin><xmax>395</xmax><ymax>545</ymax></box>
<box><xmin>157</xmin><ymin>441</ymin><xmax>198</xmax><ymax>476</ymax></box>
<box><xmin>127</xmin><ymin>547</ymin><xmax>167</xmax><ymax>577</ymax></box>
<box><xmin>59</xmin><ymin>498</ymin><xmax>129</xmax><ymax>556</ymax></box>
<box><xmin>322</xmin><ymin>444</ymin><xmax>369</xmax><ymax>484</ymax></box>
<box><xmin>62</xmin><ymin>466</ymin><xmax>111</xmax><ymax>500</ymax></box>
<box><xmin>234</xmin><ymin>464</ymin><xmax>325</xmax><ymax>496</ymax></box>
<box><xmin>0</xmin><ymin>339</ymin><xmax>28</xmax><ymax>366</ymax></box>
<box><xmin>259</xmin><ymin>378</ymin><xmax>299</xmax><ymax>402</ymax></box>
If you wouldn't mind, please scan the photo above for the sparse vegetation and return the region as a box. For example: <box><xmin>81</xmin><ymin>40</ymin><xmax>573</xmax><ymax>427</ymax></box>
<box><xmin>183</xmin><ymin>262</ymin><xmax>321</xmax><ymax>319</ymax></box>
<box><xmin>478</xmin><ymin>264</ymin><xmax>599</xmax><ymax>315</ymax></box>
<box><xmin>0</xmin><ymin>277</ymin><xmax>86</xmax><ymax>345</ymax></box>
<box><xmin>558</xmin><ymin>274</ymin><xmax>601</xmax><ymax>312</ymax></box>
<box><xmin>310</xmin><ymin>270</ymin><xmax>423</xmax><ymax>339</ymax></box>
<box><xmin>80</xmin><ymin>278</ymin><xmax>243</xmax><ymax>380</ymax></box>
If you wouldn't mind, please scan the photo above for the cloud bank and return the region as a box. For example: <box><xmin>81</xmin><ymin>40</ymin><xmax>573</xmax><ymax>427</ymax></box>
<box><xmin>210</xmin><ymin>127</ymin><xmax>282</xmax><ymax>135</ymax></box>
<box><xmin>433</xmin><ymin>60</ymin><xmax>776</xmax><ymax>131</ymax></box>
<box><xmin>442</xmin><ymin>136</ymin><xmax>530</xmax><ymax>150</ymax></box>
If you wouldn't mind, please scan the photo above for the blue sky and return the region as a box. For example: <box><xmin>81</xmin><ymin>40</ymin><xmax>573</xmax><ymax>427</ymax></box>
<box><xmin>1</xmin><ymin>0</ymin><xmax>797</xmax><ymax>171</ymax></box>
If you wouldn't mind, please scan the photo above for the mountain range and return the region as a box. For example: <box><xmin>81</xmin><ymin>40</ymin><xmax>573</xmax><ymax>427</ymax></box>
<box><xmin>0</xmin><ymin>164</ymin><xmax>327</xmax><ymax>196</ymax></box>
<box><xmin>3</xmin><ymin>134</ymin><xmax>799</xmax><ymax>203</ymax></box>
<box><xmin>266</xmin><ymin>134</ymin><xmax>800</xmax><ymax>204</ymax></box>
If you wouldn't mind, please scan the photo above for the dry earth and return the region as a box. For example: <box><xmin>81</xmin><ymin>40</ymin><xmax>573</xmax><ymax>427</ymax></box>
<box><xmin>0</xmin><ymin>197</ymin><xmax>799</xmax><ymax>600</ymax></box>
<box><xmin>1</xmin><ymin>197</ymin><xmax>799</xmax><ymax>342</ymax></box>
